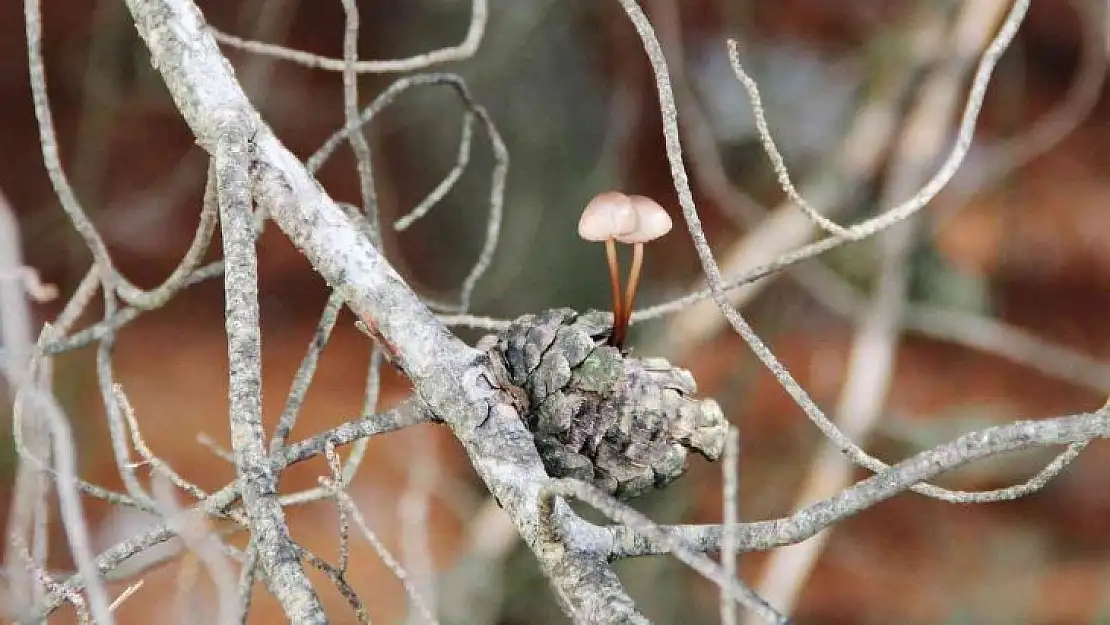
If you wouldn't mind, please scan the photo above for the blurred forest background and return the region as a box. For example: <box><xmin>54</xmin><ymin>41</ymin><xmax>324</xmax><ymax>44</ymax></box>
<box><xmin>3</xmin><ymin>0</ymin><xmax>1110</xmax><ymax>623</ymax></box>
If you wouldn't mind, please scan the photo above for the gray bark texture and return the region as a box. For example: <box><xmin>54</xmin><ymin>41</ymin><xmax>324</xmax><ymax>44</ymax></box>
<box><xmin>118</xmin><ymin>0</ymin><xmax>664</xmax><ymax>622</ymax></box>
<box><xmin>86</xmin><ymin>1</ymin><xmax>1109</xmax><ymax>624</ymax></box>
<box><xmin>215</xmin><ymin>112</ymin><xmax>327</xmax><ymax>622</ymax></box>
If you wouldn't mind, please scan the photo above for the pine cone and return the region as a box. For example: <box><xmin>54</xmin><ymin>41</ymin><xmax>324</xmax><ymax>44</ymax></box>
<box><xmin>479</xmin><ymin>308</ymin><xmax>729</xmax><ymax>500</ymax></box>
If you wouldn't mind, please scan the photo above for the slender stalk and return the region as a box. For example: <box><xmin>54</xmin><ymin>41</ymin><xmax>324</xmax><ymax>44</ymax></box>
<box><xmin>605</xmin><ymin>238</ymin><xmax>624</xmax><ymax>345</ymax></box>
<box><xmin>613</xmin><ymin>242</ymin><xmax>644</xmax><ymax>349</ymax></box>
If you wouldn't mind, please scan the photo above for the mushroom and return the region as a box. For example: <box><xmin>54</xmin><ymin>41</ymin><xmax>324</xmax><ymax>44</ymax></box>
<box><xmin>610</xmin><ymin>195</ymin><xmax>672</xmax><ymax>348</ymax></box>
<box><xmin>578</xmin><ymin>191</ymin><xmax>637</xmax><ymax>344</ymax></box>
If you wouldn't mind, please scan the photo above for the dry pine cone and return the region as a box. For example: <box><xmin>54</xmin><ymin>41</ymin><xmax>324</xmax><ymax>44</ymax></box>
<box><xmin>478</xmin><ymin>308</ymin><xmax>729</xmax><ymax>500</ymax></box>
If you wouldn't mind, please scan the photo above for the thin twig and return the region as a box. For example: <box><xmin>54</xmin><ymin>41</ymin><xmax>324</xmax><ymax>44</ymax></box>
<box><xmin>394</xmin><ymin>113</ymin><xmax>475</xmax><ymax>231</ymax></box>
<box><xmin>322</xmin><ymin>477</ymin><xmax>440</xmax><ymax>624</ymax></box>
<box><xmin>756</xmin><ymin>2</ymin><xmax>1013</xmax><ymax>612</ymax></box>
<box><xmin>721</xmin><ymin>428</ymin><xmax>740</xmax><ymax>625</ymax></box>
<box><xmin>342</xmin><ymin>345</ymin><xmax>383</xmax><ymax>486</ymax></box>
<box><xmin>42</xmin><ymin>262</ymin><xmax>224</xmax><ymax>356</ymax></box>
<box><xmin>25</xmin><ymin>0</ymin><xmax>219</xmax><ymax>311</ymax></box>
<box><xmin>115</xmin><ymin>383</ymin><xmax>209</xmax><ymax>502</ymax></box>
<box><xmin>12</xmin><ymin>537</ymin><xmax>90</xmax><ymax>624</ymax></box>
<box><xmin>210</xmin><ymin>0</ymin><xmax>488</xmax><ymax>73</ymax></box>
<box><xmin>400</xmin><ymin>433</ymin><xmax>439</xmax><ymax>624</ymax></box>
<box><xmin>634</xmin><ymin>0</ymin><xmax>1031</xmax><ymax>326</ymax></box>
<box><xmin>269</xmin><ymin>292</ymin><xmax>344</xmax><ymax>452</ymax></box>
<box><xmin>235</xmin><ymin>541</ymin><xmax>258</xmax><ymax>625</ymax></box>
<box><xmin>933</xmin><ymin>0</ymin><xmax>1108</xmax><ymax>230</ymax></box>
<box><xmin>292</xmin><ymin>543</ymin><xmax>370</xmax><ymax>623</ymax></box>
<box><xmin>540</xmin><ymin>479</ymin><xmax>788</xmax><ymax>625</ymax></box>
<box><xmin>96</xmin><ymin>284</ymin><xmax>153</xmax><ymax>506</ymax></box>
<box><xmin>197</xmin><ymin>433</ymin><xmax>237</xmax><ymax>464</ymax></box>
<box><xmin>19</xmin><ymin>368</ymin><xmax>115</xmax><ymax>624</ymax></box>
<box><xmin>339</xmin><ymin>0</ymin><xmax>382</xmax><ymax>247</ymax></box>
<box><xmin>108</xmin><ymin>580</ymin><xmax>144</xmax><ymax>613</ymax></box>
<box><xmin>654</xmin><ymin>7</ymin><xmax>949</xmax><ymax>348</ymax></box>
<box><xmin>152</xmin><ymin>475</ymin><xmax>237</xmax><ymax>625</ymax></box>
<box><xmin>323</xmin><ymin>442</ymin><xmax>352</xmax><ymax>574</ymax></box>
<box><xmin>0</xmin><ymin>186</ymin><xmax>47</xmax><ymax>618</ymax></box>
<box><xmin>306</xmin><ymin>71</ymin><xmax>508</xmax><ymax>313</ymax></box>
<box><xmin>608</xmin><ymin>407</ymin><xmax>1110</xmax><ymax>560</ymax></box>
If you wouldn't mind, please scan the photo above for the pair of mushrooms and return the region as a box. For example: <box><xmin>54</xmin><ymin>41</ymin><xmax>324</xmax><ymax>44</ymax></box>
<box><xmin>577</xmin><ymin>191</ymin><xmax>673</xmax><ymax>349</ymax></box>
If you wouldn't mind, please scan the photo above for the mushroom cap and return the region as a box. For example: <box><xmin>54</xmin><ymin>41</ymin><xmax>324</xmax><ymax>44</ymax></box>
<box><xmin>616</xmin><ymin>195</ymin><xmax>673</xmax><ymax>244</ymax></box>
<box><xmin>578</xmin><ymin>191</ymin><xmax>637</xmax><ymax>242</ymax></box>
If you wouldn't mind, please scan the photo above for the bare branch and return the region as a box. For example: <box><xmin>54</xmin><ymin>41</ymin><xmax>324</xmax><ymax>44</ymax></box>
<box><xmin>724</xmin><ymin>57</ymin><xmax>848</xmax><ymax>237</ymax></box>
<box><xmin>279</xmin><ymin>399</ymin><xmax>433</xmax><ymax>467</ymax></box>
<box><xmin>633</xmin><ymin>0</ymin><xmax>1031</xmax><ymax>325</ymax></box>
<box><xmin>0</xmin><ymin>185</ymin><xmax>45</xmax><ymax>618</ymax></box>
<box><xmin>339</xmin><ymin>0</ymin><xmax>381</xmax><ymax>247</ymax></box>
<box><xmin>902</xmin><ymin>305</ymin><xmax>1110</xmax><ymax>393</ymax></box>
<box><xmin>14</xmin><ymin>355</ymin><xmax>114</xmax><ymax>624</ymax></box>
<box><xmin>214</xmin><ymin>109</ymin><xmax>325</xmax><ymax>622</ymax></box>
<box><xmin>345</xmin><ymin>327</ymin><xmax>386</xmax><ymax>484</ymax></box>
<box><xmin>540</xmin><ymin>479</ymin><xmax>787</xmax><ymax>625</ymax></box>
<box><xmin>723</xmin><ymin>0</ymin><xmax>1030</xmax><ymax>262</ymax></box>
<box><xmin>608</xmin><ymin>408</ymin><xmax>1110</xmax><ymax>559</ymax></box>
<box><xmin>119</xmin><ymin>4</ymin><xmax>654</xmax><ymax>620</ymax></box>
<box><xmin>757</xmin><ymin>1</ymin><xmax>1013</xmax><ymax>610</ymax></box>
<box><xmin>306</xmin><ymin>71</ymin><xmax>508</xmax><ymax>314</ymax></box>
<box><xmin>934</xmin><ymin>0</ymin><xmax>1107</xmax><ymax>229</ymax></box>
<box><xmin>20</xmin><ymin>0</ymin><xmax>1093</xmax><ymax>622</ymax></box>
<box><xmin>95</xmin><ymin>286</ymin><xmax>153</xmax><ymax>506</ymax></box>
<box><xmin>34</xmin><ymin>399</ymin><xmax>431</xmax><ymax>618</ymax></box>
<box><xmin>24</xmin><ymin>0</ymin><xmax>217</xmax><ymax>312</ymax></box>
<box><xmin>320</xmin><ymin>476</ymin><xmax>439</xmax><ymax>624</ymax></box>
<box><xmin>116</xmin><ymin>383</ymin><xmax>209</xmax><ymax>503</ymax></box>
<box><xmin>108</xmin><ymin>580</ymin><xmax>144</xmax><ymax>614</ymax></box>
<box><xmin>41</xmin><ymin>262</ymin><xmax>224</xmax><ymax>356</ymax></box>
<box><xmin>395</xmin><ymin>113</ymin><xmax>475</xmax><ymax>231</ymax></box>
<box><xmin>152</xmin><ymin>476</ymin><xmax>237</xmax><ymax>625</ymax></box>
<box><xmin>269</xmin><ymin>292</ymin><xmax>344</xmax><ymax>452</ymax></box>
<box><xmin>11</xmin><ymin>537</ymin><xmax>90</xmax><ymax>624</ymax></box>
<box><xmin>618</xmin><ymin>0</ymin><xmax>1055</xmax><ymax>507</ymax></box>
<box><xmin>235</xmin><ymin>541</ymin><xmax>258</xmax><ymax>624</ymax></box>
<box><xmin>721</xmin><ymin>428</ymin><xmax>740</xmax><ymax>625</ymax></box>
<box><xmin>209</xmin><ymin>0</ymin><xmax>488</xmax><ymax>74</ymax></box>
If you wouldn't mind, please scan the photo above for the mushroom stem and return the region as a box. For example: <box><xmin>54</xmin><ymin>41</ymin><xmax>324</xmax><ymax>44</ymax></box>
<box><xmin>605</xmin><ymin>238</ymin><xmax>624</xmax><ymax>345</ymax></box>
<box><xmin>612</xmin><ymin>241</ymin><xmax>644</xmax><ymax>349</ymax></box>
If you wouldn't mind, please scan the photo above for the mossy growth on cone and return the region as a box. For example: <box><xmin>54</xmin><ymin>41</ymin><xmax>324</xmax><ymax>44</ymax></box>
<box><xmin>478</xmin><ymin>308</ymin><xmax>729</xmax><ymax>500</ymax></box>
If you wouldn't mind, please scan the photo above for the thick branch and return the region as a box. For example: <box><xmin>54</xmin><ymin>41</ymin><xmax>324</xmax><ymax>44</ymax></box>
<box><xmin>122</xmin><ymin>0</ymin><xmax>646</xmax><ymax>620</ymax></box>
<box><xmin>214</xmin><ymin>112</ymin><xmax>325</xmax><ymax>623</ymax></box>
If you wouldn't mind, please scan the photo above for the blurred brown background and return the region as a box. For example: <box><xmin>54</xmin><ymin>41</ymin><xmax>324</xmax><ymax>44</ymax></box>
<box><xmin>3</xmin><ymin>0</ymin><xmax>1110</xmax><ymax>623</ymax></box>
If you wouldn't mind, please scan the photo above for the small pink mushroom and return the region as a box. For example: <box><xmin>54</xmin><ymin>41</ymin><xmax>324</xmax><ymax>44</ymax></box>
<box><xmin>610</xmin><ymin>195</ymin><xmax>672</xmax><ymax>348</ymax></box>
<box><xmin>578</xmin><ymin>191</ymin><xmax>638</xmax><ymax>344</ymax></box>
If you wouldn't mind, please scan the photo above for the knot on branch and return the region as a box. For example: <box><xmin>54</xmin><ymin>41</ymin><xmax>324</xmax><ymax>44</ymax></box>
<box><xmin>479</xmin><ymin>308</ymin><xmax>728</xmax><ymax>500</ymax></box>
